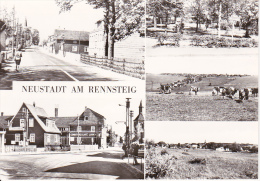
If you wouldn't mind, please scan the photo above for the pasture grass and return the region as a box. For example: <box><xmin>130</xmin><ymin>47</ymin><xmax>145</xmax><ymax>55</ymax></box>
<box><xmin>146</xmin><ymin>92</ymin><xmax>258</xmax><ymax>121</ymax></box>
<box><xmin>145</xmin><ymin>148</ymin><xmax>258</xmax><ymax>179</ymax></box>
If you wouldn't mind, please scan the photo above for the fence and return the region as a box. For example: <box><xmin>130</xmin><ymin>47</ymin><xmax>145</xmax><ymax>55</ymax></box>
<box><xmin>80</xmin><ymin>54</ymin><xmax>145</xmax><ymax>80</ymax></box>
<box><xmin>70</xmin><ymin>145</ymin><xmax>98</xmax><ymax>151</ymax></box>
<box><xmin>5</xmin><ymin>145</ymin><xmax>37</xmax><ymax>152</ymax></box>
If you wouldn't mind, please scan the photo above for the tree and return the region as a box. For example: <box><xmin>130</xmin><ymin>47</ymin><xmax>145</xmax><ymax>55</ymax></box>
<box><xmin>147</xmin><ymin>0</ymin><xmax>183</xmax><ymax>28</ymax></box>
<box><xmin>55</xmin><ymin>0</ymin><xmax>144</xmax><ymax>59</ymax></box>
<box><xmin>32</xmin><ymin>29</ymin><xmax>40</xmax><ymax>45</ymax></box>
<box><xmin>236</xmin><ymin>0</ymin><xmax>258</xmax><ymax>37</ymax></box>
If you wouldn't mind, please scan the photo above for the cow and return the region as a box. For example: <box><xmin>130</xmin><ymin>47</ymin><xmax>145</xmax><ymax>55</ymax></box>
<box><xmin>251</xmin><ymin>88</ymin><xmax>258</xmax><ymax>97</ymax></box>
<box><xmin>221</xmin><ymin>87</ymin><xmax>238</xmax><ymax>99</ymax></box>
<box><xmin>189</xmin><ymin>86</ymin><xmax>199</xmax><ymax>95</ymax></box>
<box><xmin>160</xmin><ymin>84</ymin><xmax>172</xmax><ymax>94</ymax></box>
<box><xmin>212</xmin><ymin>86</ymin><xmax>225</xmax><ymax>96</ymax></box>
<box><xmin>239</xmin><ymin>88</ymin><xmax>249</xmax><ymax>100</ymax></box>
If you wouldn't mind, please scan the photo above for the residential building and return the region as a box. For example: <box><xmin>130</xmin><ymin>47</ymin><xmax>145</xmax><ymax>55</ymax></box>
<box><xmin>6</xmin><ymin>103</ymin><xmax>61</xmax><ymax>147</ymax></box>
<box><xmin>89</xmin><ymin>20</ymin><xmax>107</xmax><ymax>57</ymax></box>
<box><xmin>52</xmin><ymin>106</ymin><xmax>107</xmax><ymax>148</ymax></box>
<box><xmin>54</xmin><ymin>29</ymin><xmax>89</xmax><ymax>54</ymax></box>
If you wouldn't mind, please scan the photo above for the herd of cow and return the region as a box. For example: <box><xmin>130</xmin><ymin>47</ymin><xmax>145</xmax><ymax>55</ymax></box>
<box><xmin>159</xmin><ymin>84</ymin><xmax>258</xmax><ymax>100</ymax></box>
<box><xmin>212</xmin><ymin>86</ymin><xmax>258</xmax><ymax>100</ymax></box>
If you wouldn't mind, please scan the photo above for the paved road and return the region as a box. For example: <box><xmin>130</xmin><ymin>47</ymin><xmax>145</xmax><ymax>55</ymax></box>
<box><xmin>0</xmin><ymin>47</ymin><xmax>141</xmax><ymax>89</ymax></box>
<box><xmin>0</xmin><ymin>149</ymin><xmax>144</xmax><ymax>180</ymax></box>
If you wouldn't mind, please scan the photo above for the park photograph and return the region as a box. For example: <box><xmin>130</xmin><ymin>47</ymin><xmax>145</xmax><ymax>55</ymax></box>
<box><xmin>145</xmin><ymin>121</ymin><xmax>258</xmax><ymax>179</ymax></box>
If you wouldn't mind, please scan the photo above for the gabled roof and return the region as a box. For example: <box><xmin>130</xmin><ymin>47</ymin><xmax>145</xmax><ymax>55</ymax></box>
<box><xmin>134</xmin><ymin>112</ymin><xmax>144</xmax><ymax>122</ymax></box>
<box><xmin>10</xmin><ymin>103</ymin><xmax>60</xmax><ymax>134</ymax></box>
<box><xmin>70</xmin><ymin>107</ymin><xmax>105</xmax><ymax>125</ymax></box>
<box><xmin>50</xmin><ymin>117</ymin><xmax>77</xmax><ymax>127</ymax></box>
<box><xmin>54</xmin><ymin>29</ymin><xmax>89</xmax><ymax>41</ymax></box>
<box><xmin>0</xmin><ymin>115</ymin><xmax>13</xmax><ymax>129</ymax></box>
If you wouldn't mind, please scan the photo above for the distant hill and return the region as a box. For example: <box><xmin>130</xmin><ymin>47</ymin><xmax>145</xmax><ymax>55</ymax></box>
<box><xmin>146</xmin><ymin>73</ymin><xmax>258</xmax><ymax>92</ymax></box>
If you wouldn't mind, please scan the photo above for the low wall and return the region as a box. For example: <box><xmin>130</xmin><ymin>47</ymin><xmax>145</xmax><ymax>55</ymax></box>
<box><xmin>70</xmin><ymin>145</ymin><xmax>99</xmax><ymax>151</ymax></box>
<box><xmin>5</xmin><ymin>145</ymin><xmax>37</xmax><ymax>152</ymax></box>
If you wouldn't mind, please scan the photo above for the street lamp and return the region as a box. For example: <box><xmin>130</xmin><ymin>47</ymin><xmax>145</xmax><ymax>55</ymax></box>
<box><xmin>119</xmin><ymin>98</ymin><xmax>131</xmax><ymax>157</ymax></box>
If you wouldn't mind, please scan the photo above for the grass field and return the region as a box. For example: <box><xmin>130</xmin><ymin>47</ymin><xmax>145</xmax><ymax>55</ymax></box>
<box><xmin>146</xmin><ymin>92</ymin><xmax>258</xmax><ymax>121</ymax></box>
<box><xmin>145</xmin><ymin>147</ymin><xmax>258</xmax><ymax>179</ymax></box>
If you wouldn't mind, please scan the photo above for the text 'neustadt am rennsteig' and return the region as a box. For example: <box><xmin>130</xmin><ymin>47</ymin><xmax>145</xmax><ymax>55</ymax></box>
<box><xmin>21</xmin><ymin>86</ymin><xmax>137</xmax><ymax>93</ymax></box>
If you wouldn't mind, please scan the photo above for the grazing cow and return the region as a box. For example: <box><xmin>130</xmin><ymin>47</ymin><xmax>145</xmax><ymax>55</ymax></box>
<box><xmin>251</xmin><ymin>88</ymin><xmax>258</xmax><ymax>97</ymax></box>
<box><xmin>189</xmin><ymin>86</ymin><xmax>199</xmax><ymax>95</ymax></box>
<box><xmin>221</xmin><ymin>87</ymin><xmax>238</xmax><ymax>99</ymax></box>
<box><xmin>212</xmin><ymin>86</ymin><xmax>225</xmax><ymax>96</ymax></box>
<box><xmin>239</xmin><ymin>88</ymin><xmax>249</xmax><ymax>100</ymax></box>
<box><xmin>160</xmin><ymin>84</ymin><xmax>172</xmax><ymax>94</ymax></box>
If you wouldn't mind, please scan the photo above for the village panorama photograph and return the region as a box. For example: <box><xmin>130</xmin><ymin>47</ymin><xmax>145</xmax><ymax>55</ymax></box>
<box><xmin>0</xmin><ymin>0</ymin><xmax>145</xmax><ymax>90</ymax></box>
<box><xmin>145</xmin><ymin>121</ymin><xmax>258</xmax><ymax>179</ymax></box>
<box><xmin>0</xmin><ymin>89</ymin><xmax>145</xmax><ymax>180</ymax></box>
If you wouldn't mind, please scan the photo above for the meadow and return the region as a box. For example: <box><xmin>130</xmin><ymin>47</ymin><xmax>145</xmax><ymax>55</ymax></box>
<box><xmin>145</xmin><ymin>147</ymin><xmax>258</xmax><ymax>179</ymax></box>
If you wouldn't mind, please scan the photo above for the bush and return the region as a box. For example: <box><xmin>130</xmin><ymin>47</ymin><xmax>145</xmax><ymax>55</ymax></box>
<box><xmin>189</xmin><ymin>158</ymin><xmax>206</xmax><ymax>165</ymax></box>
<box><xmin>145</xmin><ymin>148</ymin><xmax>176</xmax><ymax>179</ymax></box>
<box><xmin>190</xmin><ymin>35</ymin><xmax>258</xmax><ymax>48</ymax></box>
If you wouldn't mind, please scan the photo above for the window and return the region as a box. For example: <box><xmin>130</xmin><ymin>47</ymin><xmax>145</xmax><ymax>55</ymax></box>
<box><xmin>22</xmin><ymin>108</ymin><xmax>26</xmax><ymax>112</ymax></box>
<box><xmin>30</xmin><ymin>133</ymin><xmax>35</xmax><ymax>142</ymax></box>
<box><xmin>65</xmin><ymin>128</ymin><xmax>69</xmax><ymax>131</ymax></box>
<box><xmin>84</xmin><ymin>46</ymin><xmax>88</xmax><ymax>52</ymax></box>
<box><xmin>54</xmin><ymin>134</ymin><xmax>58</xmax><ymax>142</ymax></box>
<box><xmin>20</xmin><ymin>119</ymin><xmax>25</xmax><ymax>128</ymax></box>
<box><xmin>91</xmin><ymin>126</ymin><xmax>95</xmax><ymax>132</ymax></box>
<box><xmin>52</xmin><ymin>121</ymin><xmax>55</xmax><ymax>128</ymax></box>
<box><xmin>15</xmin><ymin>134</ymin><xmax>20</xmax><ymax>142</ymax></box>
<box><xmin>29</xmin><ymin>118</ymin><xmax>34</xmax><ymax>127</ymax></box>
<box><xmin>84</xmin><ymin>116</ymin><xmax>88</xmax><ymax>121</ymax></box>
<box><xmin>77</xmin><ymin>126</ymin><xmax>82</xmax><ymax>132</ymax></box>
<box><xmin>46</xmin><ymin>120</ymin><xmax>49</xmax><ymax>127</ymax></box>
<box><xmin>47</xmin><ymin>135</ymin><xmax>50</xmax><ymax>143</ymax></box>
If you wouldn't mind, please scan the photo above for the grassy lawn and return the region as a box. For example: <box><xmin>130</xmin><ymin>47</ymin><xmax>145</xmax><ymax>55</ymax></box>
<box><xmin>146</xmin><ymin>147</ymin><xmax>258</xmax><ymax>179</ymax></box>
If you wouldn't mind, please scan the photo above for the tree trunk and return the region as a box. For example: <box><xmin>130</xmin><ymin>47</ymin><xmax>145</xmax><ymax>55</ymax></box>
<box><xmin>104</xmin><ymin>0</ymin><xmax>109</xmax><ymax>57</ymax></box>
<box><xmin>154</xmin><ymin>16</ymin><xmax>157</xmax><ymax>28</ymax></box>
<box><xmin>108</xmin><ymin>0</ymin><xmax>115</xmax><ymax>59</ymax></box>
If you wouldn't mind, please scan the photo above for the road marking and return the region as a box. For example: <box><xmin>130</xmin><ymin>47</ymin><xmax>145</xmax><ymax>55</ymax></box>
<box><xmin>60</xmin><ymin>69</ymin><xmax>79</xmax><ymax>82</ymax></box>
<box><xmin>40</xmin><ymin>51</ymin><xmax>79</xmax><ymax>82</ymax></box>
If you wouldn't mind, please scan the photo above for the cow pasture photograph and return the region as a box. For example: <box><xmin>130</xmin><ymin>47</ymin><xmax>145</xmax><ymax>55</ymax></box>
<box><xmin>145</xmin><ymin>121</ymin><xmax>258</xmax><ymax>179</ymax></box>
<box><xmin>146</xmin><ymin>54</ymin><xmax>258</xmax><ymax>121</ymax></box>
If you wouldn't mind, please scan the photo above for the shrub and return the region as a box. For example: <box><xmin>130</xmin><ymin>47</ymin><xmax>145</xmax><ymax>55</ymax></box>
<box><xmin>161</xmin><ymin>148</ymin><xmax>168</xmax><ymax>155</ymax></box>
<box><xmin>145</xmin><ymin>148</ymin><xmax>176</xmax><ymax>179</ymax></box>
<box><xmin>189</xmin><ymin>158</ymin><xmax>206</xmax><ymax>165</ymax></box>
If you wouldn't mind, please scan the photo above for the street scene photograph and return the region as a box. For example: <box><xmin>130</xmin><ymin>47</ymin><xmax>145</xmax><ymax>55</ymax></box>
<box><xmin>0</xmin><ymin>0</ymin><xmax>145</xmax><ymax>90</ymax></box>
<box><xmin>0</xmin><ymin>88</ymin><xmax>145</xmax><ymax>180</ymax></box>
<box><xmin>145</xmin><ymin>121</ymin><xmax>258</xmax><ymax>179</ymax></box>
<box><xmin>145</xmin><ymin>0</ymin><xmax>258</xmax><ymax>121</ymax></box>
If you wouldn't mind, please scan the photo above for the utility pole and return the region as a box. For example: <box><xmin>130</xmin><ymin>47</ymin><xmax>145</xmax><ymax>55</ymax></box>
<box><xmin>130</xmin><ymin>110</ymin><xmax>134</xmax><ymax>143</ymax></box>
<box><xmin>77</xmin><ymin>114</ymin><xmax>80</xmax><ymax>145</ymax></box>
<box><xmin>218</xmin><ymin>1</ymin><xmax>222</xmax><ymax>38</ymax></box>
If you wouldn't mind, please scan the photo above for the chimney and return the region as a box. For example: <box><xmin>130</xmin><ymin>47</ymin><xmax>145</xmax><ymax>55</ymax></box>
<box><xmin>85</xmin><ymin>106</ymin><xmax>88</xmax><ymax>110</ymax></box>
<box><xmin>55</xmin><ymin>104</ymin><xmax>59</xmax><ymax>117</ymax></box>
<box><xmin>1</xmin><ymin>112</ymin><xmax>3</xmax><ymax>116</ymax></box>
<box><xmin>33</xmin><ymin>102</ymin><xmax>36</xmax><ymax>107</ymax></box>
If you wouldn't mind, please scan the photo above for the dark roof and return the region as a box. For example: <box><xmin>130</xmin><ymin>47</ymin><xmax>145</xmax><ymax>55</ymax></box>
<box><xmin>0</xmin><ymin>115</ymin><xmax>13</xmax><ymax>129</ymax></box>
<box><xmin>84</xmin><ymin>108</ymin><xmax>105</xmax><ymax>120</ymax></box>
<box><xmin>50</xmin><ymin>117</ymin><xmax>77</xmax><ymax>127</ymax></box>
<box><xmin>134</xmin><ymin>112</ymin><xmax>144</xmax><ymax>122</ymax></box>
<box><xmin>54</xmin><ymin>29</ymin><xmax>89</xmax><ymax>41</ymax></box>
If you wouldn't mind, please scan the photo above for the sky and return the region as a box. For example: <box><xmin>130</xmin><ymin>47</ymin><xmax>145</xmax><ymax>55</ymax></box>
<box><xmin>0</xmin><ymin>82</ymin><xmax>145</xmax><ymax>136</ymax></box>
<box><xmin>0</xmin><ymin>0</ymin><xmax>104</xmax><ymax>41</ymax></box>
<box><xmin>146</xmin><ymin>121</ymin><xmax>258</xmax><ymax>144</ymax></box>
